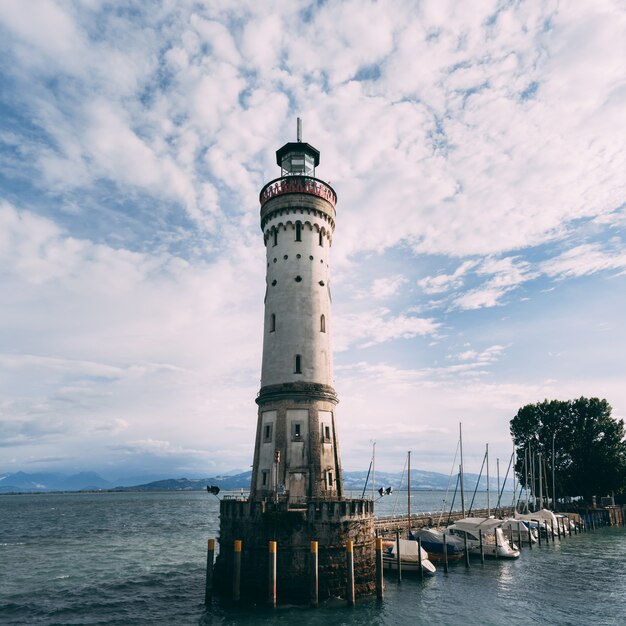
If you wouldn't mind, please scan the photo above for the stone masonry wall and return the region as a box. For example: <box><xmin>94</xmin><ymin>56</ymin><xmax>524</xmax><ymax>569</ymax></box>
<box><xmin>214</xmin><ymin>498</ymin><xmax>375</xmax><ymax>603</ymax></box>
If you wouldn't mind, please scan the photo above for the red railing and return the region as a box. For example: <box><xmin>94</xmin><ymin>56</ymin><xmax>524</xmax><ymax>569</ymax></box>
<box><xmin>259</xmin><ymin>176</ymin><xmax>337</xmax><ymax>208</ymax></box>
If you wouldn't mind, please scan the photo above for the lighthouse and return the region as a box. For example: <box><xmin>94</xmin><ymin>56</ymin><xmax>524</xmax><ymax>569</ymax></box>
<box><xmin>215</xmin><ymin>122</ymin><xmax>375</xmax><ymax>602</ymax></box>
<box><xmin>250</xmin><ymin>119</ymin><xmax>342</xmax><ymax>501</ymax></box>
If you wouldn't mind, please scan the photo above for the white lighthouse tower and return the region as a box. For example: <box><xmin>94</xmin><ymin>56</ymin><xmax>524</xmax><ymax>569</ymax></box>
<box><xmin>250</xmin><ymin>120</ymin><xmax>343</xmax><ymax>501</ymax></box>
<box><xmin>215</xmin><ymin>123</ymin><xmax>375</xmax><ymax>602</ymax></box>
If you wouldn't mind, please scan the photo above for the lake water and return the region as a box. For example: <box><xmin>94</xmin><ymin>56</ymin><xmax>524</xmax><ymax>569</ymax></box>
<box><xmin>1</xmin><ymin>491</ymin><xmax>624</xmax><ymax>625</ymax></box>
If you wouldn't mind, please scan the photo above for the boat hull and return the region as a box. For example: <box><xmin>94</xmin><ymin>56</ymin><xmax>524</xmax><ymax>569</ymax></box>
<box><xmin>383</xmin><ymin>555</ymin><xmax>437</xmax><ymax>574</ymax></box>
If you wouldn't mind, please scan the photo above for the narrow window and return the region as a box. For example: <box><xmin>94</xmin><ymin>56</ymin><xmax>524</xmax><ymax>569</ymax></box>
<box><xmin>294</xmin><ymin>354</ymin><xmax>302</xmax><ymax>374</ymax></box>
<box><xmin>325</xmin><ymin>425</ymin><xmax>331</xmax><ymax>440</ymax></box>
<box><xmin>262</xmin><ymin>470</ymin><xmax>268</xmax><ymax>486</ymax></box>
<box><xmin>295</xmin><ymin>222</ymin><xmax>302</xmax><ymax>241</ymax></box>
<box><xmin>319</xmin><ymin>231</ymin><xmax>323</xmax><ymax>246</ymax></box>
<box><xmin>291</xmin><ymin>421</ymin><xmax>303</xmax><ymax>441</ymax></box>
<box><xmin>273</xmin><ymin>229</ymin><xmax>278</xmax><ymax>246</ymax></box>
<box><xmin>327</xmin><ymin>471</ymin><xmax>333</xmax><ymax>487</ymax></box>
<box><xmin>263</xmin><ymin>423</ymin><xmax>273</xmax><ymax>442</ymax></box>
<box><xmin>320</xmin><ymin>314</ymin><xmax>326</xmax><ymax>333</ymax></box>
<box><xmin>270</xmin><ymin>313</ymin><xmax>276</xmax><ymax>332</ymax></box>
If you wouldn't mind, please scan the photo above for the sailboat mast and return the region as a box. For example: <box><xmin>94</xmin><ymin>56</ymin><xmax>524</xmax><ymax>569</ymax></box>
<box><xmin>497</xmin><ymin>457</ymin><xmax>500</xmax><ymax>506</ymax></box>
<box><xmin>512</xmin><ymin>446</ymin><xmax>517</xmax><ymax>511</ymax></box>
<box><xmin>486</xmin><ymin>443</ymin><xmax>490</xmax><ymax>517</ymax></box>
<box><xmin>524</xmin><ymin>445</ymin><xmax>529</xmax><ymax>512</ymax></box>
<box><xmin>371</xmin><ymin>441</ymin><xmax>376</xmax><ymax>501</ymax></box>
<box><xmin>407</xmin><ymin>450</ymin><xmax>411</xmax><ymax>537</ymax></box>
<box><xmin>537</xmin><ymin>452</ymin><xmax>543</xmax><ymax>510</ymax></box>
<box><xmin>459</xmin><ymin>423</ymin><xmax>466</xmax><ymax>518</ymax></box>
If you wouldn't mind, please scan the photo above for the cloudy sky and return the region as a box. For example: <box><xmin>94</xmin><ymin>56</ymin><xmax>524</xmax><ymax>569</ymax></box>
<box><xmin>1</xmin><ymin>0</ymin><xmax>624</xmax><ymax>482</ymax></box>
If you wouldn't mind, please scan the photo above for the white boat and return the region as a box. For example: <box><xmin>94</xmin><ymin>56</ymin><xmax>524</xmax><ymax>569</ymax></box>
<box><xmin>501</xmin><ymin>518</ymin><xmax>537</xmax><ymax>544</ymax></box>
<box><xmin>514</xmin><ymin>509</ymin><xmax>560</xmax><ymax>537</ymax></box>
<box><xmin>382</xmin><ymin>538</ymin><xmax>437</xmax><ymax>574</ymax></box>
<box><xmin>444</xmin><ymin>517</ymin><xmax>520</xmax><ymax>558</ymax></box>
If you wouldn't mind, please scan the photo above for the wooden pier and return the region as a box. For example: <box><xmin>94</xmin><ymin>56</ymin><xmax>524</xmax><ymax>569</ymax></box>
<box><xmin>374</xmin><ymin>506</ymin><xmax>516</xmax><ymax>535</ymax></box>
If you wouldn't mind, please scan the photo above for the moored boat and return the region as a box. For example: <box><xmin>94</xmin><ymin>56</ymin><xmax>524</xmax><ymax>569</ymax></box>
<box><xmin>501</xmin><ymin>518</ymin><xmax>538</xmax><ymax>544</ymax></box>
<box><xmin>444</xmin><ymin>517</ymin><xmax>520</xmax><ymax>558</ymax></box>
<box><xmin>412</xmin><ymin>528</ymin><xmax>464</xmax><ymax>562</ymax></box>
<box><xmin>382</xmin><ymin>538</ymin><xmax>437</xmax><ymax>574</ymax></box>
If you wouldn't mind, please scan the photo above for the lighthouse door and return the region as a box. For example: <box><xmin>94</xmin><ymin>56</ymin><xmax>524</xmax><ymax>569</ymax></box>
<box><xmin>288</xmin><ymin>472</ymin><xmax>307</xmax><ymax>501</ymax></box>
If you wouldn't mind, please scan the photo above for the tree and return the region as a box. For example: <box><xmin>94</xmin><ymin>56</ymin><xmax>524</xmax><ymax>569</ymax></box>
<box><xmin>510</xmin><ymin>397</ymin><xmax>626</xmax><ymax>505</ymax></box>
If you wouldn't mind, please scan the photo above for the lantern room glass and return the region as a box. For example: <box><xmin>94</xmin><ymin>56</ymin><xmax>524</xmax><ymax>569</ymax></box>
<box><xmin>281</xmin><ymin>152</ymin><xmax>316</xmax><ymax>177</ymax></box>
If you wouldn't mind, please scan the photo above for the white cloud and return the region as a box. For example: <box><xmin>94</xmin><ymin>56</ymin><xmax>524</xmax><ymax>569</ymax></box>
<box><xmin>418</xmin><ymin>260</ymin><xmax>478</xmax><ymax>295</ymax></box>
<box><xmin>369</xmin><ymin>275</ymin><xmax>408</xmax><ymax>299</ymax></box>
<box><xmin>541</xmin><ymin>242</ymin><xmax>626</xmax><ymax>279</ymax></box>
<box><xmin>335</xmin><ymin>308</ymin><xmax>440</xmax><ymax>351</ymax></box>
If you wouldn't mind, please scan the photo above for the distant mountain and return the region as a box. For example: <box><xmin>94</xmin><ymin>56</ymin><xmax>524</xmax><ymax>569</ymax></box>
<box><xmin>0</xmin><ymin>468</ymin><xmax>502</xmax><ymax>494</ymax></box>
<box><xmin>112</xmin><ymin>472</ymin><xmax>253</xmax><ymax>492</ymax></box>
<box><xmin>343</xmin><ymin>469</ymin><xmax>494</xmax><ymax>492</ymax></box>
<box><xmin>0</xmin><ymin>471</ymin><xmax>112</xmax><ymax>493</ymax></box>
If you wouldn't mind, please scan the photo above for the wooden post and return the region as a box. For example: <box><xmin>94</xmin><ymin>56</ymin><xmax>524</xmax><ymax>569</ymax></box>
<box><xmin>464</xmin><ymin>532</ymin><xmax>470</xmax><ymax>567</ymax></box>
<box><xmin>268</xmin><ymin>541</ymin><xmax>277</xmax><ymax>607</ymax></box>
<box><xmin>536</xmin><ymin>520</ymin><xmax>542</xmax><ymax>546</ymax></box>
<box><xmin>417</xmin><ymin>537</ymin><xmax>423</xmax><ymax>580</ymax></box>
<box><xmin>517</xmin><ymin>525</ymin><xmax>522</xmax><ymax>550</ymax></box>
<box><xmin>204</xmin><ymin>538</ymin><xmax>215</xmax><ymax>604</ymax></box>
<box><xmin>550</xmin><ymin>520</ymin><xmax>555</xmax><ymax>541</ymax></box>
<box><xmin>442</xmin><ymin>534</ymin><xmax>449</xmax><ymax>573</ymax></box>
<box><xmin>346</xmin><ymin>540</ymin><xmax>355</xmax><ymax>606</ymax></box>
<box><xmin>494</xmin><ymin>529</ymin><xmax>498</xmax><ymax>559</ymax></box>
<box><xmin>395</xmin><ymin>530</ymin><xmax>402</xmax><ymax>582</ymax></box>
<box><xmin>233</xmin><ymin>539</ymin><xmax>242</xmax><ymax>601</ymax></box>
<box><xmin>310</xmin><ymin>541</ymin><xmax>318</xmax><ymax>607</ymax></box>
<box><xmin>479</xmin><ymin>529</ymin><xmax>484</xmax><ymax>564</ymax></box>
<box><xmin>375</xmin><ymin>537</ymin><xmax>384</xmax><ymax>600</ymax></box>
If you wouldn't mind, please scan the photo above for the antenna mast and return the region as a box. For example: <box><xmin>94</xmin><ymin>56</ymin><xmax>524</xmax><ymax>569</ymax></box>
<box><xmin>297</xmin><ymin>117</ymin><xmax>302</xmax><ymax>142</ymax></box>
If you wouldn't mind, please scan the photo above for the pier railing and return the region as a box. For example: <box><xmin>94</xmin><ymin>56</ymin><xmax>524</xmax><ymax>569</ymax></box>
<box><xmin>374</xmin><ymin>506</ymin><xmax>516</xmax><ymax>534</ymax></box>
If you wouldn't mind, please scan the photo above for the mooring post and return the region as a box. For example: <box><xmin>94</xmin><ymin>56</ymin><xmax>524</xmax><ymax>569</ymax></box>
<box><xmin>536</xmin><ymin>520</ymin><xmax>542</xmax><ymax>547</ymax></box>
<box><xmin>268</xmin><ymin>541</ymin><xmax>277</xmax><ymax>607</ymax></box>
<box><xmin>443</xmin><ymin>534</ymin><xmax>449</xmax><ymax>573</ymax></box>
<box><xmin>395</xmin><ymin>530</ymin><xmax>402</xmax><ymax>582</ymax></box>
<box><xmin>204</xmin><ymin>538</ymin><xmax>215</xmax><ymax>604</ymax></box>
<box><xmin>567</xmin><ymin>517</ymin><xmax>572</xmax><ymax>536</ymax></box>
<box><xmin>346</xmin><ymin>540</ymin><xmax>355</xmax><ymax>606</ymax></box>
<box><xmin>479</xmin><ymin>529</ymin><xmax>484</xmax><ymax>564</ymax></box>
<box><xmin>517</xmin><ymin>525</ymin><xmax>522</xmax><ymax>550</ymax></box>
<box><xmin>494</xmin><ymin>529</ymin><xmax>498</xmax><ymax>559</ymax></box>
<box><xmin>417</xmin><ymin>537</ymin><xmax>423</xmax><ymax>580</ymax></box>
<box><xmin>310</xmin><ymin>540</ymin><xmax>319</xmax><ymax>607</ymax></box>
<box><xmin>233</xmin><ymin>539</ymin><xmax>242</xmax><ymax>601</ymax></box>
<box><xmin>375</xmin><ymin>537</ymin><xmax>384</xmax><ymax>600</ymax></box>
<box><xmin>464</xmin><ymin>532</ymin><xmax>470</xmax><ymax>567</ymax></box>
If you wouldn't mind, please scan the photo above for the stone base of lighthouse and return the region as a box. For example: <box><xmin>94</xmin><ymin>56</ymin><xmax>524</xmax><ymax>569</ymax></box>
<box><xmin>214</xmin><ymin>498</ymin><xmax>375</xmax><ymax>603</ymax></box>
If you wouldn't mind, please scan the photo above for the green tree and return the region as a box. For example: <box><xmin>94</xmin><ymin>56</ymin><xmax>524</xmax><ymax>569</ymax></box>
<box><xmin>510</xmin><ymin>397</ymin><xmax>626</xmax><ymax>504</ymax></box>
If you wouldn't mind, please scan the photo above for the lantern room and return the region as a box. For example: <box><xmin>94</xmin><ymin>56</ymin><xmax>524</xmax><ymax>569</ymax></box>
<box><xmin>275</xmin><ymin>118</ymin><xmax>320</xmax><ymax>177</ymax></box>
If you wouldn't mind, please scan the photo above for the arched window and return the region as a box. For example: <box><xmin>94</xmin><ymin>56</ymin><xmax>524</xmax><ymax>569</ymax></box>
<box><xmin>319</xmin><ymin>231</ymin><xmax>323</xmax><ymax>247</ymax></box>
<box><xmin>295</xmin><ymin>222</ymin><xmax>302</xmax><ymax>242</ymax></box>
<box><xmin>294</xmin><ymin>354</ymin><xmax>302</xmax><ymax>374</ymax></box>
<box><xmin>270</xmin><ymin>313</ymin><xmax>276</xmax><ymax>332</ymax></box>
<box><xmin>273</xmin><ymin>229</ymin><xmax>278</xmax><ymax>246</ymax></box>
<box><xmin>320</xmin><ymin>314</ymin><xmax>326</xmax><ymax>333</ymax></box>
